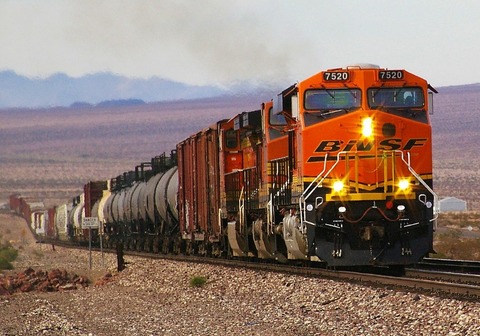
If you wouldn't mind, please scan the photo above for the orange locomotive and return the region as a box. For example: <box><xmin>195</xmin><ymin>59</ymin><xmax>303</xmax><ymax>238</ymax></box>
<box><xmin>212</xmin><ymin>64</ymin><xmax>438</xmax><ymax>267</ymax></box>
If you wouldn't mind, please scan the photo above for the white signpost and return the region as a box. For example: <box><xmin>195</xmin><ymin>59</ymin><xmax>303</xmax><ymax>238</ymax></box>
<box><xmin>82</xmin><ymin>217</ymin><xmax>100</xmax><ymax>269</ymax></box>
<box><xmin>82</xmin><ymin>217</ymin><xmax>100</xmax><ymax>229</ymax></box>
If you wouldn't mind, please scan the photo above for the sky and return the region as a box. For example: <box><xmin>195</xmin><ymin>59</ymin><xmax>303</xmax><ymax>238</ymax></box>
<box><xmin>1</xmin><ymin>0</ymin><xmax>479</xmax><ymax>88</ymax></box>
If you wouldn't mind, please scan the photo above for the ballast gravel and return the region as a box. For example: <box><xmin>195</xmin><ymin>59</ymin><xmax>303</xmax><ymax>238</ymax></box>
<box><xmin>1</xmin><ymin>243</ymin><xmax>480</xmax><ymax>336</ymax></box>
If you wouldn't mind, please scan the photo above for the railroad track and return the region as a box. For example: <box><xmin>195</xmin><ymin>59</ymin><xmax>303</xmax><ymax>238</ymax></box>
<box><xmin>414</xmin><ymin>257</ymin><xmax>480</xmax><ymax>274</ymax></box>
<box><xmin>405</xmin><ymin>257</ymin><xmax>480</xmax><ymax>292</ymax></box>
<box><xmin>44</xmin><ymin>239</ymin><xmax>480</xmax><ymax>300</ymax></box>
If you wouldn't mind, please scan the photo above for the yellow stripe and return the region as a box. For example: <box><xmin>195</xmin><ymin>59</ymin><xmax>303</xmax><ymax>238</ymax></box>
<box><xmin>326</xmin><ymin>191</ymin><xmax>416</xmax><ymax>202</ymax></box>
<box><xmin>302</xmin><ymin>174</ymin><xmax>433</xmax><ymax>187</ymax></box>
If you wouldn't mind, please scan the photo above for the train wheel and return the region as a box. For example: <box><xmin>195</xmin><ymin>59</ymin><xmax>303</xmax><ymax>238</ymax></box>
<box><xmin>162</xmin><ymin>239</ymin><xmax>169</xmax><ymax>254</ymax></box>
<box><xmin>144</xmin><ymin>237</ymin><xmax>152</xmax><ymax>253</ymax></box>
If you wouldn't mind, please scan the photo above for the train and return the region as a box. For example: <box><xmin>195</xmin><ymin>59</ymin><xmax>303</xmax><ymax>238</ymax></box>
<box><xmin>10</xmin><ymin>64</ymin><xmax>439</xmax><ymax>268</ymax></box>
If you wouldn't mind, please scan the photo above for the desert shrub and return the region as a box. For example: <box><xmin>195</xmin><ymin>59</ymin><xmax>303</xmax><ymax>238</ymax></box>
<box><xmin>0</xmin><ymin>258</ymin><xmax>13</xmax><ymax>270</ymax></box>
<box><xmin>190</xmin><ymin>275</ymin><xmax>207</xmax><ymax>288</ymax></box>
<box><xmin>438</xmin><ymin>212</ymin><xmax>480</xmax><ymax>229</ymax></box>
<box><xmin>0</xmin><ymin>247</ymin><xmax>18</xmax><ymax>262</ymax></box>
<box><xmin>0</xmin><ymin>243</ymin><xmax>18</xmax><ymax>270</ymax></box>
<box><xmin>433</xmin><ymin>233</ymin><xmax>480</xmax><ymax>260</ymax></box>
<box><xmin>434</xmin><ymin>212</ymin><xmax>480</xmax><ymax>260</ymax></box>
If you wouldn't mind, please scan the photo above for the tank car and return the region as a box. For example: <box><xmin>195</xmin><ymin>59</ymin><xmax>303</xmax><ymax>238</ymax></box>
<box><xmin>54</xmin><ymin>203</ymin><xmax>72</xmax><ymax>240</ymax></box>
<box><xmin>102</xmin><ymin>153</ymin><xmax>178</xmax><ymax>252</ymax></box>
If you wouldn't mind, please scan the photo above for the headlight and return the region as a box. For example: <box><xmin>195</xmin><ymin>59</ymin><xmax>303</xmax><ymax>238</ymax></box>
<box><xmin>362</xmin><ymin>117</ymin><xmax>373</xmax><ymax>137</ymax></box>
<box><xmin>338</xmin><ymin>206</ymin><xmax>347</xmax><ymax>213</ymax></box>
<box><xmin>333</xmin><ymin>180</ymin><xmax>344</xmax><ymax>192</ymax></box>
<box><xmin>398</xmin><ymin>179</ymin><xmax>410</xmax><ymax>191</ymax></box>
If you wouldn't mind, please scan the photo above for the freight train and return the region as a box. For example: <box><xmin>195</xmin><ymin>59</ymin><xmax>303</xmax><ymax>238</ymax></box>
<box><xmin>10</xmin><ymin>64</ymin><xmax>439</xmax><ymax>268</ymax></box>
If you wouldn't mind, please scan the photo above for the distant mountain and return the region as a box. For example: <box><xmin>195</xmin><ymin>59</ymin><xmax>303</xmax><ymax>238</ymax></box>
<box><xmin>0</xmin><ymin>71</ymin><xmax>226</xmax><ymax>108</ymax></box>
<box><xmin>437</xmin><ymin>82</ymin><xmax>480</xmax><ymax>93</ymax></box>
<box><xmin>94</xmin><ymin>99</ymin><xmax>146</xmax><ymax>108</ymax></box>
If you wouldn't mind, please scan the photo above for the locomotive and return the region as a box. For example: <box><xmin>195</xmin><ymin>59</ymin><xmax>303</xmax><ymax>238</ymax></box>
<box><xmin>12</xmin><ymin>64</ymin><xmax>438</xmax><ymax>267</ymax></box>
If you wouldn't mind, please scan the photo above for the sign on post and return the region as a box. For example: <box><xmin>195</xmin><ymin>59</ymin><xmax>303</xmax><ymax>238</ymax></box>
<box><xmin>82</xmin><ymin>217</ymin><xmax>100</xmax><ymax>269</ymax></box>
<box><xmin>82</xmin><ymin>217</ymin><xmax>99</xmax><ymax>229</ymax></box>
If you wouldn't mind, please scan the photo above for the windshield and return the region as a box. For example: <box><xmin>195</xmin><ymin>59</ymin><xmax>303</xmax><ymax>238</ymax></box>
<box><xmin>305</xmin><ymin>88</ymin><xmax>361</xmax><ymax>110</ymax></box>
<box><xmin>368</xmin><ymin>87</ymin><xmax>424</xmax><ymax>109</ymax></box>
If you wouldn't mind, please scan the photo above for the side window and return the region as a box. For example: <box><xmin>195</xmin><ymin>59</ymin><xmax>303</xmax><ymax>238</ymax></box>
<box><xmin>268</xmin><ymin>107</ymin><xmax>287</xmax><ymax>140</ymax></box>
<box><xmin>225</xmin><ymin>129</ymin><xmax>237</xmax><ymax>149</ymax></box>
<box><xmin>269</xmin><ymin>107</ymin><xmax>287</xmax><ymax>126</ymax></box>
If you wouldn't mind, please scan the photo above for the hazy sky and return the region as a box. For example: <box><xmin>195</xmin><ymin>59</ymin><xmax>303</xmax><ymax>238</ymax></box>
<box><xmin>1</xmin><ymin>0</ymin><xmax>479</xmax><ymax>88</ymax></box>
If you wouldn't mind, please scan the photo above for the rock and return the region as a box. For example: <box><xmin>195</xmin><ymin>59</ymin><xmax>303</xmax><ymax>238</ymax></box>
<box><xmin>37</xmin><ymin>279</ymin><xmax>54</xmax><ymax>292</ymax></box>
<box><xmin>59</xmin><ymin>283</ymin><xmax>76</xmax><ymax>291</ymax></box>
<box><xmin>19</xmin><ymin>282</ymin><xmax>34</xmax><ymax>292</ymax></box>
<box><xmin>0</xmin><ymin>284</ymin><xmax>11</xmax><ymax>295</ymax></box>
<box><xmin>0</xmin><ymin>267</ymin><xmax>90</xmax><ymax>294</ymax></box>
<box><xmin>47</xmin><ymin>269</ymin><xmax>63</xmax><ymax>280</ymax></box>
<box><xmin>94</xmin><ymin>273</ymin><xmax>114</xmax><ymax>286</ymax></box>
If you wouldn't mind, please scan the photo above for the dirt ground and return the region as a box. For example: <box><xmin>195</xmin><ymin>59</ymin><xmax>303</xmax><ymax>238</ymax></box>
<box><xmin>0</xmin><ymin>211</ymin><xmax>113</xmax><ymax>284</ymax></box>
<box><xmin>0</xmin><ymin>211</ymin><xmax>36</xmax><ymax>249</ymax></box>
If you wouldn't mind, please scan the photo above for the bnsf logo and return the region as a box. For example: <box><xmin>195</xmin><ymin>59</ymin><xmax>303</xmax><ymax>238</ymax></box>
<box><xmin>315</xmin><ymin>138</ymin><xmax>428</xmax><ymax>152</ymax></box>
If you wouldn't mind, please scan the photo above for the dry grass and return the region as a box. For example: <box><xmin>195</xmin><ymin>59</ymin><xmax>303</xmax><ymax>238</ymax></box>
<box><xmin>433</xmin><ymin>212</ymin><xmax>480</xmax><ymax>260</ymax></box>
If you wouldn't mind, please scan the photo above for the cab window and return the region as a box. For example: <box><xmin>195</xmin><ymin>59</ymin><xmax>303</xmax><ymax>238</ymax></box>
<box><xmin>367</xmin><ymin>87</ymin><xmax>427</xmax><ymax>123</ymax></box>
<box><xmin>304</xmin><ymin>88</ymin><xmax>361</xmax><ymax>111</ymax></box>
<box><xmin>368</xmin><ymin>87</ymin><xmax>425</xmax><ymax>108</ymax></box>
<box><xmin>303</xmin><ymin>88</ymin><xmax>361</xmax><ymax>126</ymax></box>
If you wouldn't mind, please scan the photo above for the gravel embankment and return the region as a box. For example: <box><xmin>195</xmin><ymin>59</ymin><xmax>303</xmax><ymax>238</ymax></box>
<box><xmin>1</xmin><ymin>212</ymin><xmax>480</xmax><ymax>335</ymax></box>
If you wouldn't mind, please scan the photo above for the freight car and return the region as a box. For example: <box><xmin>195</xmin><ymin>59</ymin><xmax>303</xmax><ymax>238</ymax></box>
<box><xmin>9</xmin><ymin>195</ymin><xmax>46</xmax><ymax>237</ymax></box>
<box><xmin>11</xmin><ymin>64</ymin><xmax>438</xmax><ymax>268</ymax></box>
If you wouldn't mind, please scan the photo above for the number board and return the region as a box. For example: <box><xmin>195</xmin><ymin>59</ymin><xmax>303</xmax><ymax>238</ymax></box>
<box><xmin>379</xmin><ymin>70</ymin><xmax>404</xmax><ymax>80</ymax></box>
<box><xmin>82</xmin><ymin>217</ymin><xmax>100</xmax><ymax>229</ymax></box>
<box><xmin>323</xmin><ymin>71</ymin><xmax>349</xmax><ymax>81</ymax></box>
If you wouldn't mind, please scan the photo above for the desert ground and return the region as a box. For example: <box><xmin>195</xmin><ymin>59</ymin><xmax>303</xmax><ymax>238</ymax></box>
<box><xmin>1</xmin><ymin>211</ymin><xmax>480</xmax><ymax>336</ymax></box>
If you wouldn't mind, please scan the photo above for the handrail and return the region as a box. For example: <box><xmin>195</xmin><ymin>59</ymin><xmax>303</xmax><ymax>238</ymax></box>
<box><xmin>300</xmin><ymin>151</ymin><xmax>346</xmax><ymax>227</ymax></box>
<box><xmin>267</xmin><ymin>197</ymin><xmax>273</xmax><ymax>234</ymax></box>
<box><xmin>218</xmin><ymin>208</ymin><xmax>223</xmax><ymax>234</ymax></box>
<box><xmin>238</xmin><ymin>186</ymin><xmax>245</xmax><ymax>234</ymax></box>
<box><xmin>397</xmin><ymin>150</ymin><xmax>439</xmax><ymax>224</ymax></box>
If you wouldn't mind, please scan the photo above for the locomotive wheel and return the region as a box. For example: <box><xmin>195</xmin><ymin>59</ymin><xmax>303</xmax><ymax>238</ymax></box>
<box><xmin>153</xmin><ymin>237</ymin><xmax>160</xmax><ymax>253</ymax></box>
<box><xmin>144</xmin><ymin>237</ymin><xmax>153</xmax><ymax>253</ymax></box>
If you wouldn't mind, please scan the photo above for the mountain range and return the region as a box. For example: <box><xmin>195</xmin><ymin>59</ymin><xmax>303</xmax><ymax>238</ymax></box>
<box><xmin>2</xmin><ymin>70</ymin><xmax>479</xmax><ymax>110</ymax></box>
<box><xmin>0</xmin><ymin>71</ymin><xmax>230</xmax><ymax>108</ymax></box>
